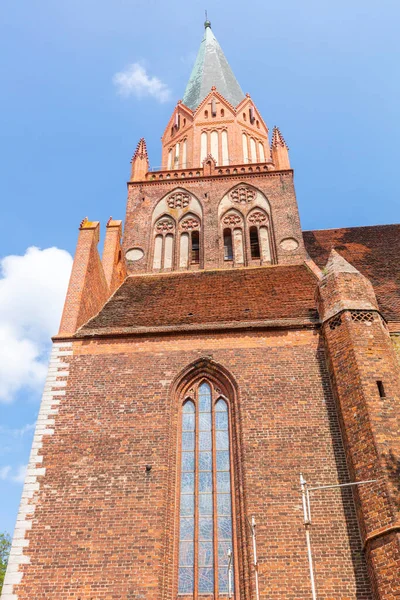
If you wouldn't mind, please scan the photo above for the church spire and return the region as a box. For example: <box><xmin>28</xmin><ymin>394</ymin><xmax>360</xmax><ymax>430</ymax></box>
<box><xmin>182</xmin><ymin>22</ymin><xmax>245</xmax><ymax>111</ymax></box>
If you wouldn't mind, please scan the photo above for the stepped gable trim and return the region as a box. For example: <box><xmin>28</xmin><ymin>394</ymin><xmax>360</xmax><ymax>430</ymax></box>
<box><xmin>236</xmin><ymin>95</ymin><xmax>269</xmax><ymax>134</ymax></box>
<box><xmin>193</xmin><ymin>88</ymin><xmax>238</xmax><ymax>117</ymax></box>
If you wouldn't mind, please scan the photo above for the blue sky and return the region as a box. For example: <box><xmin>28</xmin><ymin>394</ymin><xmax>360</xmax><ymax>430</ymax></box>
<box><xmin>0</xmin><ymin>0</ymin><xmax>399</xmax><ymax>534</ymax></box>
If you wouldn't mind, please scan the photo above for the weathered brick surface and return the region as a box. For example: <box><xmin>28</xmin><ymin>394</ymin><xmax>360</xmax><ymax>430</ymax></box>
<box><xmin>58</xmin><ymin>220</ymin><xmax>109</xmax><ymax>336</ymax></box>
<box><xmin>9</xmin><ymin>330</ymin><xmax>372</xmax><ymax>599</ymax></box>
<box><xmin>123</xmin><ymin>171</ymin><xmax>306</xmax><ymax>272</ymax></box>
<box><xmin>77</xmin><ymin>264</ymin><xmax>319</xmax><ymax>337</ymax></box>
<box><xmin>304</xmin><ymin>225</ymin><xmax>400</xmax><ymax>322</ymax></box>
<box><xmin>318</xmin><ymin>256</ymin><xmax>400</xmax><ymax>598</ymax></box>
<box><xmin>102</xmin><ymin>219</ymin><xmax>126</xmax><ymax>295</ymax></box>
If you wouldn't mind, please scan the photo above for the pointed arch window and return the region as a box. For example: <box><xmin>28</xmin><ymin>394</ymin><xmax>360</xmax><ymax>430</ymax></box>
<box><xmin>223</xmin><ymin>229</ymin><xmax>233</xmax><ymax>261</ymax></box>
<box><xmin>180</xmin><ymin>215</ymin><xmax>201</xmax><ymax>269</ymax></box>
<box><xmin>249</xmin><ymin>226</ymin><xmax>260</xmax><ymax>259</ymax></box>
<box><xmin>153</xmin><ymin>216</ymin><xmax>175</xmax><ymax>271</ymax></box>
<box><xmin>178</xmin><ymin>382</ymin><xmax>234</xmax><ymax>596</ymax></box>
<box><xmin>221</xmin><ymin>211</ymin><xmax>244</xmax><ymax>266</ymax></box>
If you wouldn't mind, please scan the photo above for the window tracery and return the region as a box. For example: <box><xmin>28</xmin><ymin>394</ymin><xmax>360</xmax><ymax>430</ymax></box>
<box><xmin>179</xmin><ymin>215</ymin><xmax>201</xmax><ymax>267</ymax></box>
<box><xmin>152</xmin><ymin>190</ymin><xmax>202</xmax><ymax>272</ymax></box>
<box><xmin>168</xmin><ymin>192</ymin><xmax>191</xmax><ymax>209</ymax></box>
<box><xmin>153</xmin><ymin>216</ymin><xmax>176</xmax><ymax>270</ymax></box>
<box><xmin>247</xmin><ymin>209</ymin><xmax>271</xmax><ymax>263</ymax></box>
<box><xmin>219</xmin><ymin>185</ymin><xmax>275</xmax><ymax>266</ymax></box>
<box><xmin>181</xmin><ymin>217</ymin><xmax>200</xmax><ymax>231</ymax></box>
<box><xmin>230</xmin><ymin>185</ymin><xmax>256</xmax><ymax>205</ymax></box>
<box><xmin>156</xmin><ymin>218</ymin><xmax>175</xmax><ymax>233</ymax></box>
<box><xmin>178</xmin><ymin>381</ymin><xmax>234</xmax><ymax>596</ymax></box>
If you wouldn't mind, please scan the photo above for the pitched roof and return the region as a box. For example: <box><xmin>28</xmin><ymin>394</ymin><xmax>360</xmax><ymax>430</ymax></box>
<box><xmin>77</xmin><ymin>264</ymin><xmax>318</xmax><ymax>337</ymax></box>
<box><xmin>303</xmin><ymin>224</ymin><xmax>400</xmax><ymax>321</ymax></box>
<box><xmin>182</xmin><ymin>23</ymin><xmax>245</xmax><ymax>111</ymax></box>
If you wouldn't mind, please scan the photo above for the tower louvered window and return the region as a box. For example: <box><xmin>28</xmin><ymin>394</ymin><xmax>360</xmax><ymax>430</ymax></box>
<box><xmin>178</xmin><ymin>382</ymin><xmax>234</xmax><ymax>596</ymax></box>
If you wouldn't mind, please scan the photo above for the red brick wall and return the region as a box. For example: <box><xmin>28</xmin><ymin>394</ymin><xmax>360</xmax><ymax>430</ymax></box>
<box><xmin>13</xmin><ymin>329</ymin><xmax>372</xmax><ymax>599</ymax></box>
<box><xmin>321</xmin><ymin>311</ymin><xmax>400</xmax><ymax>598</ymax></box>
<box><xmin>123</xmin><ymin>171</ymin><xmax>306</xmax><ymax>273</ymax></box>
<box><xmin>58</xmin><ymin>222</ymin><xmax>109</xmax><ymax>336</ymax></box>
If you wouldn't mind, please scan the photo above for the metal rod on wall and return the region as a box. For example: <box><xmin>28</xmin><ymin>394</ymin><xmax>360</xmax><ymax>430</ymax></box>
<box><xmin>246</xmin><ymin>515</ymin><xmax>260</xmax><ymax>600</ymax></box>
<box><xmin>300</xmin><ymin>474</ymin><xmax>318</xmax><ymax>600</ymax></box>
<box><xmin>300</xmin><ymin>473</ymin><xmax>378</xmax><ymax>600</ymax></box>
<box><xmin>227</xmin><ymin>548</ymin><xmax>233</xmax><ymax>598</ymax></box>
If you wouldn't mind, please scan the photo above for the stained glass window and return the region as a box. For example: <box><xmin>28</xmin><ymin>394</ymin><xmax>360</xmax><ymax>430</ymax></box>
<box><xmin>178</xmin><ymin>384</ymin><xmax>234</xmax><ymax>596</ymax></box>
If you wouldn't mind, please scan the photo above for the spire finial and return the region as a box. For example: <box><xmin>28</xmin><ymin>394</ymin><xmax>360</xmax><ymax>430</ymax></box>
<box><xmin>204</xmin><ymin>10</ymin><xmax>211</xmax><ymax>29</ymax></box>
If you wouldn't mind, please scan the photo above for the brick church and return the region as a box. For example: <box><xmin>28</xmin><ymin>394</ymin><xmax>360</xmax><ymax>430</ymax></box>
<box><xmin>2</xmin><ymin>20</ymin><xmax>399</xmax><ymax>600</ymax></box>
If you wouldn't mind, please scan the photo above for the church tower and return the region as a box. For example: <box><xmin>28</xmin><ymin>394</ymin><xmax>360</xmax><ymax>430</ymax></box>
<box><xmin>2</xmin><ymin>21</ymin><xmax>399</xmax><ymax>600</ymax></box>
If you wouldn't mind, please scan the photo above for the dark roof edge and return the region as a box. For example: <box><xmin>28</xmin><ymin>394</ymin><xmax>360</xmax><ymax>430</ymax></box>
<box><xmin>303</xmin><ymin>223</ymin><xmax>400</xmax><ymax>234</ymax></box>
<box><xmin>52</xmin><ymin>317</ymin><xmax>320</xmax><ymax>343</ymax></box>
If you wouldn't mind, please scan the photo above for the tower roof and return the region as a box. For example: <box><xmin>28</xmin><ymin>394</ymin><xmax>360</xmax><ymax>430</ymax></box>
<box><xmin>182</xmin><ymin>21</ymin><xmax>245</xmax><ymax>111</ymax></box>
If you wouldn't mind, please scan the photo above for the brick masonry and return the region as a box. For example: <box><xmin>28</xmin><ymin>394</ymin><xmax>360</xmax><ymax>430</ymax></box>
<box><xmin>2</xmin><ymin>331</ymin><xmax>373</xmax><ymax>599</ymax></box>
<box><xmin>3</xmin><ymin>38</ymin><xmax>400</xmax><ymax>598</ymax></box>
<box><xmin>1</xmin><ymin>342</ymin><xmax>72</xmax><ymax>600</ymax></box>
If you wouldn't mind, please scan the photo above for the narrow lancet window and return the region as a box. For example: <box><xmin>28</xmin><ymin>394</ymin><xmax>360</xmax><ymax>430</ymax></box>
<box><xmin>250</xmin><ymin>226</ymin><xmax>261</xmax><ymax>259</ymax></box>
<box><xmin>178</xmin><ymin>382</ymin><xmax>235</xmax><ymax>596</ymax></box>
<box><xmin>224</xmin><ymin>229</ymin><xmax>233</xmax><ymax>261</ymax></box>
<box><xmin>191</xmin><ymin>231</ymin><xmax>200</xmax><ymax>264</ymax></box>
<box><xmin>179</xmin><ymin>400</ymin><xmax>196</xmax><ymax>594</ymax></box>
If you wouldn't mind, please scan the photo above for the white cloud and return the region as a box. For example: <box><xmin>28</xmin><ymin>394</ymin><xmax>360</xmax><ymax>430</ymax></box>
<box><xmin>12</xmin><ymin>465</ymin><xmax>27</xmax><ymax>483</ymax></box>
<box><xmin>113</xmin><ymin>62</ymin><xmax>172</xmax><ymax>103</ymax></box>
<box><xmin>0</xmin><ymin>423</ymin><xmax>36</xmax><ymax>438</ymax></box>
<box><xmin>0</xmin><ymin>464</ymin><xmax>26</xmax><ymax>484</ymax></box>
<box><xmin>0</xmin><ymin>246</ymin><xmax>73</xmax><ymax>403</ymax></box>
<box><xmin>0</xmin><ymin>466</ymin><xmax>11</xmax><ymax>480</ymax></box>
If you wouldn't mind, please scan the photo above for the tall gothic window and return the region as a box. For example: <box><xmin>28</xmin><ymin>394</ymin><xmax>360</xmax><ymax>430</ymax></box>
<box><xmin>178</xmin><ymin>382</ymin><xmax>234</xmax><ymax>596</ymax></box>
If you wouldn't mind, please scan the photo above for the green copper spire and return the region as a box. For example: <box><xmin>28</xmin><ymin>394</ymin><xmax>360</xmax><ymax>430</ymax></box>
<box><xmin>182</xmin><ymin>23</ymin><xmax>245</xmax><ymax>111</ymax></box>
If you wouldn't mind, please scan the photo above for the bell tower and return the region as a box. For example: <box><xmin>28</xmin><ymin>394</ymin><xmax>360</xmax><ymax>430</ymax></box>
<box><xmin>5</xmin><ymin>17</ymin><xmax>400</xmax><ymax>600</ymax></box>
<box><xmin>125</xmin><ymin>20</ymin><xmax>306</xmax><ymax>275</ymax></box>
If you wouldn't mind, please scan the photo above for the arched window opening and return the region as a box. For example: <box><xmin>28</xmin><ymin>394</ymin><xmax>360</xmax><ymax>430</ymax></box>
<box><xmin>258</xmin><ymin>142</ymin><xmax>265</xmax><ymax>162</ymax></box>
<box><xmin>180</xmin><ymin>215</ymin><xmax>201</xmax><ymax>269</ymax></box>
<box><xmin>182</xmin><ymin>139</ymin><xmax>187</xmax><ymax>169</ymax></box>
<box><xmin>167</xmin><ymin>149</ymin><xmax>173</xmax><ymax>170</ymax></box>
<box><xmin>233</xmin><ymin>228</ymin><xmax>244</xmax><ymax>264</ymax></box>
<box><xmin>250</xmin><ymin>137</ymin><xmax>257</xmax><ymax>163</ymax></box>
<box><xmin>211</xmin><ymin>130</ymin><xmax>219</xmax><ymax>165</ymax></box>
<box><xmin>164</xmin><ymin>234</ymin><xmax>174</xmax><ymax>269</ymax></box>
<box><xmin>221</xmin><ymin>108</ymin><xmax>225</xmax><ymax>117</ymax></box>
<box><xmin>153</xmin><ymin>216</ymin><xmax>176</xmax><ymax>271</ymax></box>
<box><xmin>200</xmin><ymin>132</ymin><xmax>208</xmax><ymax>167</ymax></box>
<box><xmin>250</xmin><ymin>226</ymin><xmax>260</xmax><ymax>259</ymax></box>
<box><xmin>191</xmin><ymin>231</ymin><xmax>200</xmax><ymax>264</ymax></box>
<box><xmin>178</xmin><ymin>382</ymin><xmax>234</xmax><ymax>596</ymax></box>
<box><xmin>221</xmin><ymin>130</ymin><xmax>229</xmax><ymax>166</ymax></box>
<box><xmin>153</xmin><ymin>235</ymin><xmax>163</xmax><ymax>269</ymax></box>
<box><xmin>259</xmin><ymin>226</ymin><xmax>271</xmax><ymax>263</ymax></box>
<box><xmin>175</xmin><ymin>143</ymin><xmax>180</xmax><ymax>169</ymax></box>
<box><xmin>223</xmin><ymin>228</ymin><xmax>233</xmax><ymax>261</ymax></box>
<box><xmin>242</xmin><ymin>133</ymin><xmax>249</xmax><ymax>164</ymax></box>
<box><xmin>180</xmin><ymin>233</ymin><xmax>189</xmax><ymax>269</ymax></box>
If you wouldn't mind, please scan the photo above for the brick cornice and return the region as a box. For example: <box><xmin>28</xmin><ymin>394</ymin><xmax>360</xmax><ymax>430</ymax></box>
<box><xmin>127</xmin><ymin>169</ymin><xmax>294</xmax><ymax>188</ymax></box>
<box><xmin>52</xmin><ymin>317</ymin><xmax>320</xmax><ymax>342</ymax></box>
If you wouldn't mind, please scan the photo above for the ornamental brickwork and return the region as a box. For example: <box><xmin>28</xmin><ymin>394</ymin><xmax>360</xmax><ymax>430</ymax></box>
<box><xmin>2</xmin><ymin>20</ymin><xmax>399</xmax><ymax>600</ymax></box>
